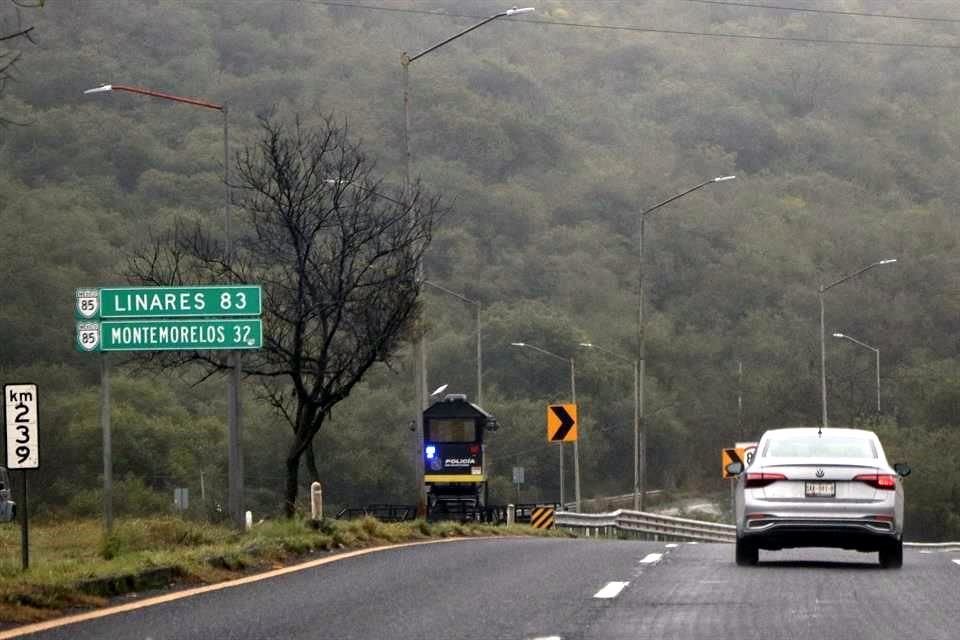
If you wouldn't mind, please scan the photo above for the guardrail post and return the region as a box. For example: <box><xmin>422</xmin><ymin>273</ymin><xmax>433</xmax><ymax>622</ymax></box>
<box><xmin>310</xmin><ymin>482</ymin><xmax>323</xmax><ymax>521</ymax></box>
<box><xmin>506</xmin><ymin>504</ymin><xmax>515</xmax><ymax>526</ymax></box>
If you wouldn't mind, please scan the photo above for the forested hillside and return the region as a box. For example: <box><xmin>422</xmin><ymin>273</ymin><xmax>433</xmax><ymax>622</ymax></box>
<box><xmin>2</xmin><ymin>0</ymin><xmax>959</xmax><ymax>538</ymax></box>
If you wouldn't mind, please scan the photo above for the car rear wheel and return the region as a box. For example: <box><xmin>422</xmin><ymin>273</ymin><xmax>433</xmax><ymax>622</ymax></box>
<box><xmin>879</xmin><ymin>540</ymin><xmax>903</xmax><ymax>569</ymax></box>
<box><xmin>735</xmin><ymin>537</ymin><xmax>758</xmax><ymax>566</ymax></box>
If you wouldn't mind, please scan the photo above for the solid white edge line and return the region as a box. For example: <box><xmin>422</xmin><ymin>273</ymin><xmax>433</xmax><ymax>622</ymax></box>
<box><xmin>593</xmin><ymin>581</ymin><xmax>630</xmax><ymax>599</ymax></box>
<box><xmin>639</xmin><ymin>553</ymin><xmax>663</xmax><ymax>564</ymax></box>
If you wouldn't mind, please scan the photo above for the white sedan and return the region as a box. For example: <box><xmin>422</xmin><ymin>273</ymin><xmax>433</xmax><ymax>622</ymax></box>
<box><xmin>727</xmin><ymin>427</ymin><xmax>910</xmax><ymax>568</ymax></box>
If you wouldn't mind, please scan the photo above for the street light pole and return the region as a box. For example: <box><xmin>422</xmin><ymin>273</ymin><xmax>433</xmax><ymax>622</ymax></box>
<box><xmin>401</xmin><ymin>6</ymin><xmax>534</xmax><ymax>515</ymax></box>
<box><xmin>423</xmin><ymin>280</ymin><xmax>482</xmax><ymax>407</ymax></box>
<box><xmin>570</xmin><ymin>356</ymin><xmax>578</xmax><ymax>511</ymax></box>
<box><xmin>84</xmin><ymin>83</ymin><xmax>245</xmax><ymax>529</ymax></box>
<box><xmin>511</xmin><ymin>341</ymin><xmax>578</xmax><ymax>510</ymax></box>
<box><xmin>833</xmin><ymin>332</ymin><xmax>882</xmax><ymax>414</ymax></box>
<box><xmin>818</xmin><ymin>259</ymin><xmax>896</xmax><ymax>430</ymax></box>
<box><xmin>636</xmin><ymin>175</ymin><xmax>735</xmax><ymax>510</ymax></box>
<box><xmin>578</xmin><ymin>343</ymin><xmax>639</xmax><ymax>510</ymax></box>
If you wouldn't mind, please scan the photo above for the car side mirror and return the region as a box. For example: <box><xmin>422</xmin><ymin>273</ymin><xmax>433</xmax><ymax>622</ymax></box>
<box><xmin>725</xmin><ymin>461</ymin><xmax>744</xmax><ymax>476</ymax></box>
<box><xmin>893</xmin><ymin>462</ymin><xmax>911</xmax><ymax>477</ymax></box>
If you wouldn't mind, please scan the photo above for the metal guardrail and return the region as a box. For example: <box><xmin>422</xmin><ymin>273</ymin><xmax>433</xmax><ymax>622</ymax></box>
<box><xmin>556</xmin><ymin>509</ymin><xmax>960</xmax><ymax>547</ymax></box>
<box><xmin>617</xmin><ymin>511</ymin><xmax>736</xmax><ymax>543</ymax></box>
<box><xmin>555</xmin><ymin>509</ymin><xmax>735</xmax><ymax>543</ymax></box>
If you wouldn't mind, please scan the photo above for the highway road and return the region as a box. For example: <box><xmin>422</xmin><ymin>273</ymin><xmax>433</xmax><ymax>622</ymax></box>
<box><xmin>9</xmin><ymin>537</ymin><xmax>960</xmax><ymax>639</ymax></box>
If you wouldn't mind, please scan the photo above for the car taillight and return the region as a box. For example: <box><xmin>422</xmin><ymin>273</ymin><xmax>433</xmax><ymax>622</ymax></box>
<box><xmin>853</xmin><ymin>474</ymin><xmax>897</xmax><ymax>490</ymax></box>
<box><xmin>745</xmin><ymin>472</ymin><xmax>787</xmax><ymax>488</ymax></box>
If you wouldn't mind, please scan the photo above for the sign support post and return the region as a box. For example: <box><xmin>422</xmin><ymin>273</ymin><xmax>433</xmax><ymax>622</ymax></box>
<box><xmin>20</xmin><ymin>471</ymin><xmax>28</xmax><ymax>571</ymax></box>
<box><xmin>5</xmin><ymin>383</ymin><xmax>39</xmax><ymax>572</ymax></box>
<box><xmin>101</xmin><ymin>354</ymin><xmax>113</xmax><ymax>534</ymax></box>
<box><xmin>227</xmin><ymin>351</ymin><xmax>243</xmax><ymax>528</ymax></box>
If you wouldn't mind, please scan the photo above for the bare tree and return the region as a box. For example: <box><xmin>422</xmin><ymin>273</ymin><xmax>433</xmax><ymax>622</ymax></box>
<box><xmin>1</xmin><ymin>0</ymin><xmax>42</xmax><ymax>118</ymax></box>
<box><xmin>126</xmin><ymin>115</ymin><xmax>443</xmax><ymax>516</ymax></box>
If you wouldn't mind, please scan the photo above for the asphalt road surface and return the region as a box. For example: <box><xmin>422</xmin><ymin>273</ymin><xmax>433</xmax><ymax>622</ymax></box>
<box><xmin>13</xmin><ymin>538</ymin><xmax>960</xmax><ymax>639</ymax></box>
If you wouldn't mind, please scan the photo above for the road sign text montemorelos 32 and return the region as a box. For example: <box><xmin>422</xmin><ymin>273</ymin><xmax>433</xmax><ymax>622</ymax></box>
<box><xmin>75</xmin><ymin>286</ymin><xmax>263</xmax><ymax>352</ymax></box>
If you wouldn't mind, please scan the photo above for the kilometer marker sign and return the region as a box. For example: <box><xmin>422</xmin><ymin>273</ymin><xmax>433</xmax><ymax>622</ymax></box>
<box><xmin>76</xmin><ymin>318</ymin><xmax>263</xmax><ymax>352</ymax></box>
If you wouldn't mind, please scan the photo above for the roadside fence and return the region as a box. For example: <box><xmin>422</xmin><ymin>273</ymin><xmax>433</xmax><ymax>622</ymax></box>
<box><xmin>555</xmin><ymin>509</ymin><xmax>960</xmax><ymax>548</ymax></box>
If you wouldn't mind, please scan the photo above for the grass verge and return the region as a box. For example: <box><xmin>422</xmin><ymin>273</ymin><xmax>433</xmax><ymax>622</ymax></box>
<box><xmin>0</xmin><ymin>517</ymin><xmax>569</xmax><ymax>623</ymax></box>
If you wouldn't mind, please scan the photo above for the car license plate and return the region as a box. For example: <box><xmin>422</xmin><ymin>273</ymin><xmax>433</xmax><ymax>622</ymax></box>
<box><xmin>805</xmin><ymin>481</ymin><xmax>836</xmax><ymax>498</ymax></box>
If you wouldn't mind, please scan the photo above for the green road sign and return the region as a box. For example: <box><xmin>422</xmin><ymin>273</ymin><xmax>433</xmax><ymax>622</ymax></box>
<box><xmin>76</xmin><ymin>319</ymin><xmax>263</xmax><ymax>352</ymax></box>
<box><xmin>75</xmin><ymin>286</ymin><xmax>262</xmax><ymax>319</ymax></box>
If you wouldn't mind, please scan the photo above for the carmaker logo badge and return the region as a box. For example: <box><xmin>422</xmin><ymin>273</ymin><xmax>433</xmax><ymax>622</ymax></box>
<box><xmin>816</xmin><ymin>468</ymin><xmax>825</xmax><ymax>478</ymax></box>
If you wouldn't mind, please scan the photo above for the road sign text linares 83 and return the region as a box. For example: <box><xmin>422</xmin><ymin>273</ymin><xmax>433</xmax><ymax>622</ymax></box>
<box><xmin>76</xmin><ymin>285</ymin><xmax>262</xmax><ymax>320</ymax></box>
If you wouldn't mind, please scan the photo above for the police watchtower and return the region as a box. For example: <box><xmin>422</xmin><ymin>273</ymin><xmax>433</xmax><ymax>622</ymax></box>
<box><xmin>423</xmin><ymin>393</ymin><xmax>497</xmax><ymax>516</ymax></box>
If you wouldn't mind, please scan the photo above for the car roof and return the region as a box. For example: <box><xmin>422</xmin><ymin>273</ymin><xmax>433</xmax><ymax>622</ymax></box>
<box><xmin>761</xmin><ymin>427</ymin><xmax>878</xmax><ymax>439</ymax></box>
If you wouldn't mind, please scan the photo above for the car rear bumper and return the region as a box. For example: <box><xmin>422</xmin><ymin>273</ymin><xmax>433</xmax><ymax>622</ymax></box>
<box><xmin>740</xmin><ymin>516</ymin><xmax>900</xmax><ymax>551</ymax></box>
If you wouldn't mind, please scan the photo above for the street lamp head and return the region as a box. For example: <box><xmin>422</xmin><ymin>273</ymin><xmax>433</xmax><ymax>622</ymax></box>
<box><xmin>578</xmin><ymin>342</ymin><xmax>594</xmax><ymax>348</ymax></box>
<box><xmin>713</xmin><ymin>175</ymin><xmax>737</xmax><ymax>182</ymax></box>
<box><xmin>832</xmin><ymin>333</ymin><xmax>846</xmax><ymax>338</ymax></box>
<box><xmin>510</xmin><ymin>342</ymin><xmax>526</xmax><ymax>347</ymax></box>
<box><xmin>83</xmin><ymin>84</ymin><xmax>113</xmax><ymax>95</ymax></box>
<box><xmin>505</xmin><ymin>7</ymin><xmax>535</xmax><ymax>15</ymax></box>
<box><xmin>877</xmin><ymin>258</ymin><xmax>898</xmax><ymax>265</ymax></box>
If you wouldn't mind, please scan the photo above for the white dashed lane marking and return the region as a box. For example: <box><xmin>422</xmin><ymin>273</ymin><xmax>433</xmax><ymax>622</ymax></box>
<box><xmin>593</xmin><ymin>581</ymin><xmax>630</xmax><ymax>599</ymax></box>
<box><xmin>639</xmin><ymin>553</ymin><xmax>663</xmax><ymax>564</ymax></box>
<box><xmin>952</xmin><ymin>559</ymin><xmax>960</xmax><ymax>567</ymax></box>
<box><xmin>665</xmin><ymin>543</ymin><xmax>679</xmax><ymax>548</ymax></box>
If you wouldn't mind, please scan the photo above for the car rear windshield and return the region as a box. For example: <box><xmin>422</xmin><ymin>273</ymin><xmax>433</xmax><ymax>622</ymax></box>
<box><xmin>763</xmin><ymin>436</ymin><xmax>877</xmax><ymax>459</ymax></box>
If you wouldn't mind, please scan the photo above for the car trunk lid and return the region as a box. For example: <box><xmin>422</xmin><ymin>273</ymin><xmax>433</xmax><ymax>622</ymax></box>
<box><xmin>754</xmin><ymin>458</ymin><xmax>880</xmax><ymax>500</ymax></box>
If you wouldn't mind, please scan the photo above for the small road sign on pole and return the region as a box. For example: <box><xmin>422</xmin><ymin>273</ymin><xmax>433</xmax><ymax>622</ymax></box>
<box><xmin>5</xmin><ymin>384</ymin><xmax>38</xmax><ymax>470</ymax></box>
<box><xmin>5</xmin><ymin>383</ymin><xmax>37</xmax><ymax>571</ymax></box>
<box><xmin>547</xmin><ymin>404</ymin><xmax>578</xmax><ymax>442</ymax></box>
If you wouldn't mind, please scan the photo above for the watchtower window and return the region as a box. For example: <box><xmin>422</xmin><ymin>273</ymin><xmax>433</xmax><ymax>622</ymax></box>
<box><xmin>427</xmin><ymin>419</ymin><xmax>477</xmax><ymax>443</ymax></box>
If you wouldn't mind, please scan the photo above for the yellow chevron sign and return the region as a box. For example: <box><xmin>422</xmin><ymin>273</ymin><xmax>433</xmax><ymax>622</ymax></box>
<box><xmin>547</xmin><ymin>404</ymin><xmax>577</xmax><ymax>442</ymax></box>
<box><xmin>722</xmin><ymin>447</ymin><xmax>743</xmax><ymax>479</ymax></box>
<box><xmin>530</xmin><ymin>506</ymin><xmax>555</xmax><ymax>529</ymax></box>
